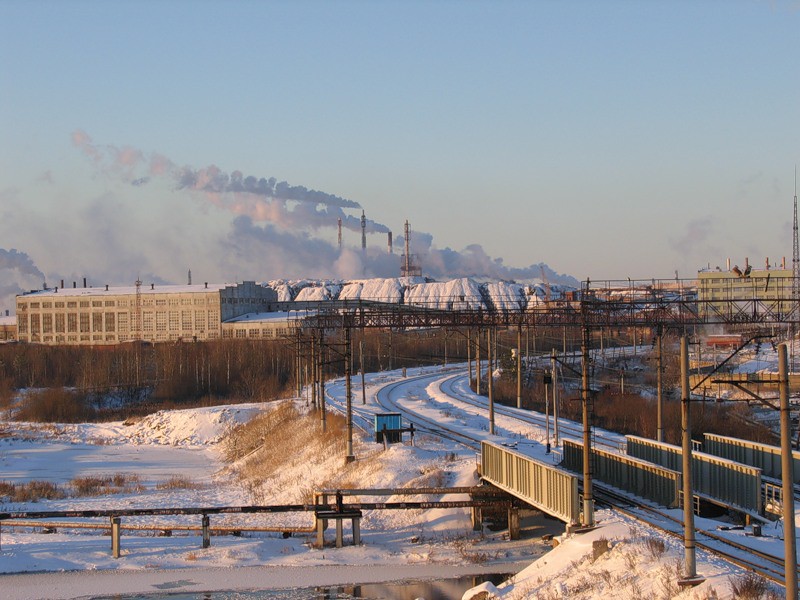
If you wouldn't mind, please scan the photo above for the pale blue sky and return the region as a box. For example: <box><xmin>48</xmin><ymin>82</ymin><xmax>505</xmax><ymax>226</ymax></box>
<box><xmin>1</xmin><ymin>1</ymin><xmax>798</xmax><ymax>308</ymax></box>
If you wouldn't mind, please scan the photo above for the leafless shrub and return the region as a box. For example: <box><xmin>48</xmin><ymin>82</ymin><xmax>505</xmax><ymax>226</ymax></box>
<box><xmin>223</xmin><ymin>401</ymin><xmax>299</xmax><ymax>463</ymax></box>
<box><xmin>729</xmin><ymin>572</ymin><xmax>779</xmax><ymax>600</ymax></box>
<box><xmin>644</xmin><ymin>535</ymin><xmax>667</xmax><ymax>559</ymax></box>
<box><xmin>568</xmin><ymin>575</ymin><xmax>595</xmax><ymax>595</ymax></box>
<box><xmin>656</xmin><ymin>564</ymin><xmax>679</xmax><ymax>599</ymax></box>
<box><xmin>71</xmin><ymin>475</ymin><xmax>109</xmax><ymax>496</ymax></box>
<box><xmin>70</xmin><ymin>473</ymin><xmax>144</xmax><ymax>496</ymax></box>
<box><xmin>156</xmin><ymin>475</ymin><xmax>200</xmax><ymax>490</ymax></box>
<box><xmin>15</xmin><ymin>388</ymin><xmax>94</xmax><ymax>423</ymax></box>
<box><xmin>623</xmin><ymin>549</ymin><xmax>638</xmax><ymax>571</ymax></box>
<box><xmin>3</xmin><ymin>480</ymin><xmax>66</xmax><ymax>502</ymax></box>
<box><xmin>597</xmin><ymin>568</ymin><xmax>614</xmax><ymax>585</ymax></box>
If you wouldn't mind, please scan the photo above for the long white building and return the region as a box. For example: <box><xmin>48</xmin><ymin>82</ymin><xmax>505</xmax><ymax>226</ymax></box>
<box><xmin>15</xmin><ymin>281</ymin><xmax>280</xmax><ymax>345</ymax></box>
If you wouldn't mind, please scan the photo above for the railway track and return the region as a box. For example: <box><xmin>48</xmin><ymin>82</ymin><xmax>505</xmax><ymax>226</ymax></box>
<box><xmin>436</xmin><ymin>371</ymin><xmax>624</xmax><ymax>452</ymax></box>
<box><xmin>595</xmin><ymin>485</ymin><xmax>792</xmax><ymax>588</ymax></box>
<box><xmin>332</xmin><ymin>367</ymin><xmax>792</xmax><ymax>592</ymax></box>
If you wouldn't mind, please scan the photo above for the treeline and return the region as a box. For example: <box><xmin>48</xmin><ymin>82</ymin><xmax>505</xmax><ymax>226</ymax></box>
<box><xmin>0</xmin><ymin>328</ymin><xmax>474</xmax><ymax>421</ymax></box>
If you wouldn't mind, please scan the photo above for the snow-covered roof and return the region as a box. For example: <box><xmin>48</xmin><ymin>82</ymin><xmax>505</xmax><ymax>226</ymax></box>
<box><xmin>19</xmin><ymin>283</ymin><xmax>231</xmax><ymax>298</ymax></box>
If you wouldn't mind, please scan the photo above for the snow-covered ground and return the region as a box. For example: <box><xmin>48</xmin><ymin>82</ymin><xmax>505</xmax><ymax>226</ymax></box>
<box><xmin>0</xmin><ymin>365</ymin><xmax>792</xmax><ymax>599</ymax></box>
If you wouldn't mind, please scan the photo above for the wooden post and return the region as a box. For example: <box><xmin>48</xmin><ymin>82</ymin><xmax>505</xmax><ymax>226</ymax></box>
<box><xmin>202</xmin><ymin>514</ymin><xmax>210</xmax><ymax>549</ymax></box>
<box><xmin>352</xmin><ymin>516</ymin><xmax>361</xmax><ymax>545</ymax></box>
<box><xmin>335</xmin><ymin>518</ymin><xmax>344</xmax><ymax>548</ymax></box>
<box><xmin>111</xmin><ymin>516</ymin><xmax>121</xmax><ymax>558</ymax></box>
<box><xmin>508</xmin><ymin>506</ymin><xmax>520</xmax><ymax>540</ymax></box>
<box><xmin>316</xmin><ymin>515</ymin><xmax>325</xmax><ymax>548</ymax></box>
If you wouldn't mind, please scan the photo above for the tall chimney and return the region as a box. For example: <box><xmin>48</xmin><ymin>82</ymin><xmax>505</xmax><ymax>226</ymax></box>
<box><xmin>83</xmin><ymin>277</ymin><xmax>87</xmax><ymax>288</ymax></box>
<box><xmin>361</xmin><ymin>210</ymin><xmax>366</xmax><ymax>251</ymax></box>
<box><xmin>338</xmin><ymin>218</ymin><xmax>343</xmax><ymax>250</ymax></box>
<box><xmin>60</xmin><ymin>279</ymin><xmax>64</xmax><ymax>289</ymax></box>
<box><xmin>387</xmin><ymin>231</ymin><xmax>393</xmax><ymax>254</ymax></box>
<box><xmin>783</xmin><ymin>257</ymin><xmax>787</xmax><ymax>269</ymax></box>
<box><xmin>765</xmin><ymin>257</ymin><xmax>770</xmax><ymax>270</ymax></box>
<box><xmin>726</xmin><ymin>258</ymin><xmax>731</xmax><ymax>271</ymax></box>
<box><xmin>73</xmin><ymin>281</ymin><xmax>77</xmax><ymax>288</ymax></box>
<box><xmin>744</xmin><ymin>257</ymin><xmax>749</xmax><ymax>270</ymax></box>
<box><xmin>188</xmin><ymin>269</ymin><xmax>192</xmax><ymax>285</ymax></box>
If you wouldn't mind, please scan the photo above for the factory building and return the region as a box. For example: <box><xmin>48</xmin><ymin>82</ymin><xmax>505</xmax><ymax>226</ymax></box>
<box><xmin>14</xmin><ymin>281</ymin><xmax>289</xmax><ymax>346</ymax></box>
<box><xmin>697</xmin><ymin>259</ymin><xmax>792</xmax><ymax>320</ymax></box>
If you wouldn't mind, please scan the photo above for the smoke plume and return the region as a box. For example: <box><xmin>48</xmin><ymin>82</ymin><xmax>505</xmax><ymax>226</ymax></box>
<box><xmin>64</xmin><ymin>131</ymin><xmax>577</xmax><ymax>290</ymax></box>
<box><xmin>0</xmin><ymin>248</ymin><xmax>45</xmax><ymax>281</ymax></box>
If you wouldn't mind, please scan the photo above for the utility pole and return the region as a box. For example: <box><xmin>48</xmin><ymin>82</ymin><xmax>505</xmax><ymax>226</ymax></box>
<box><xmin>467</xmin><ymin>328</ymin><xmax>473</xmax><ymax>388</ymax></box>
<box><xmin>488</xmin><ymin>327</ymin><xmax>495</xmax><ymax>434</ymax></box>
<box><xmin>475</xmin><ymin>330</ymin><xmax>481</xmax><ymax>395</ymax></box>
<box><xmin>345</xmin><ymin>326</ymin><xmax>354</xmax><ymax>463</ymax></box>
<box><xmin>319</xmin><ymin>330</ymin><xmax>326</xmax><ymax>432</ymax></box>
<box><xmin>779</xmin><ymin>343</ymin><xmax>798</xmax><ymax>600</ymax></box>
<box><xmin>552</xmin><ymin>348</ymin><xmax>559</xmax><ymax>447</ymax></box>
<box><xmin>679</xmin><ymin>336</ymin><xmax>702</xmax><ymax>585</ymax></box>
<box><xmin>360</xmin><ymin>337</ymin><xmax>366</xmax><ymax>405</ymax></box>
<box><xmin>656</xmin><ymin>329</ymin><xmax>664</xmax><ymax>442</ymax></box>
<box><xmin>516</xmin><ymin>323</ymin><xmax>522</xmax><ymax>409</ymax></box>
<box><xmin>581</xmin><ymin>326</ymin><xmax>594</xmax><ymax>527</ymax></box>
<box><xmin>311</xmin><ymin>334</ymin><xmax>317</xmax><ymax>409</ymax></box>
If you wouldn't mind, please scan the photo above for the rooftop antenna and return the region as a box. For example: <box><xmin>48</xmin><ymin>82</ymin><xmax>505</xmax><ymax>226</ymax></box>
<box><xmin>792</xmin><ymin>167</ymin><xmax>798</xmax><ymax>370</ymax></box>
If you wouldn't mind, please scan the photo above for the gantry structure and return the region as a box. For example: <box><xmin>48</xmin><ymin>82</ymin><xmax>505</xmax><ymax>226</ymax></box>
<box><xmin>287</xmin><ymin>277</ymin><xmax>800</xmax><ymax>531</ymax></box>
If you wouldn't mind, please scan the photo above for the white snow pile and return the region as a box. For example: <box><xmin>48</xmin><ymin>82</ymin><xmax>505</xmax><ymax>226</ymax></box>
<box><xmin>265</xmin><ymin>275</ymin><xmax>566</xmax><ymax>311</ymax></box>
<box><xmin>61</xmin><ymin>404</ymin><xmax>266</xmax><ymax>447</ymax></box>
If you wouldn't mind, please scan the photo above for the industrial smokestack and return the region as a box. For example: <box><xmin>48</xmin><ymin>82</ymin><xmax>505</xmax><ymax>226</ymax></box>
<box><xmin>188</xmin><ymin>269</ymin><xmax>192</xmax><ymax>285</ymax></box>
<box><xmin>783</xmin><ymin>257</ymin><xmax>787</xmax><ymax>269</ymax></box>
<box><xmin>60</xmin><ymin>279</ymin><xmax>64</xmax><ymax>289</ymax></box>
<box><xmin>745</xmin><ymin>257</ymin><xmax>749</xmax><ymax>270</ymax></box>
<box><xmin>83</xmin><ymin>277</ymin><xmax>87</xmax><ymax>288</ymax></box>
<box><xmin>361</xmin><ymin>210</ymin><xmax>366</xmax><ymax>251</ymax></box>
<box><xmin>388</xmin><ymin>231</ymin><xmax>393</xmax><ymax>254</ymax></box>
<box><xmin>338</xmin><ymin>218</ymin><xmax>342</xmax><ymax>250</ymax></box>
<box><xmin>73</xmin><ymin>281</ymin><xmax>77</xmax><ymax>288</ymax></box>
<box><xmin>727</xmin><ymin>258</ymin><xmax>731</xmax><ymax>271</ymax></box>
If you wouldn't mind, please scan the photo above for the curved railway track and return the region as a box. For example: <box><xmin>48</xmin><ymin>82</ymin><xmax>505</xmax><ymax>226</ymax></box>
<box><xmin>323</xmin><ymin>366</ymin><xmax>792</xmax><ymax>592</ymax></box>
<box><xmin>436</xmin><ymin>372</ymin><xmax>624</xmax><ymax>452</ymax></box>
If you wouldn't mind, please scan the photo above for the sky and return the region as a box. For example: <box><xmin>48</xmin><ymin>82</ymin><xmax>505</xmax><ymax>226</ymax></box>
<box><xmin>1</xmin><ymin>0</ymin><xmax>799</xmax><ymax>312</ymax></box>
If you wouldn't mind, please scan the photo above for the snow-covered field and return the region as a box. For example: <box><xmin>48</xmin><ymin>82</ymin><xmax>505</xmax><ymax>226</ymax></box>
<box><xmin>0</xmin><ymin>365</ymin><xmax>791</xmax><ymax>599</ymax></box>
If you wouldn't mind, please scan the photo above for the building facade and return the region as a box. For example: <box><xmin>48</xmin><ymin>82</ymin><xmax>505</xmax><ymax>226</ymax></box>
<box><xmin>697</xmin><ymin>265</ymin><xmax>793</xmax><ymax>320</ymax></box>
<box><xmin>16</xmin><ymin>281</ymin><xmax>281</xmax><ymax>345</ymax></box>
